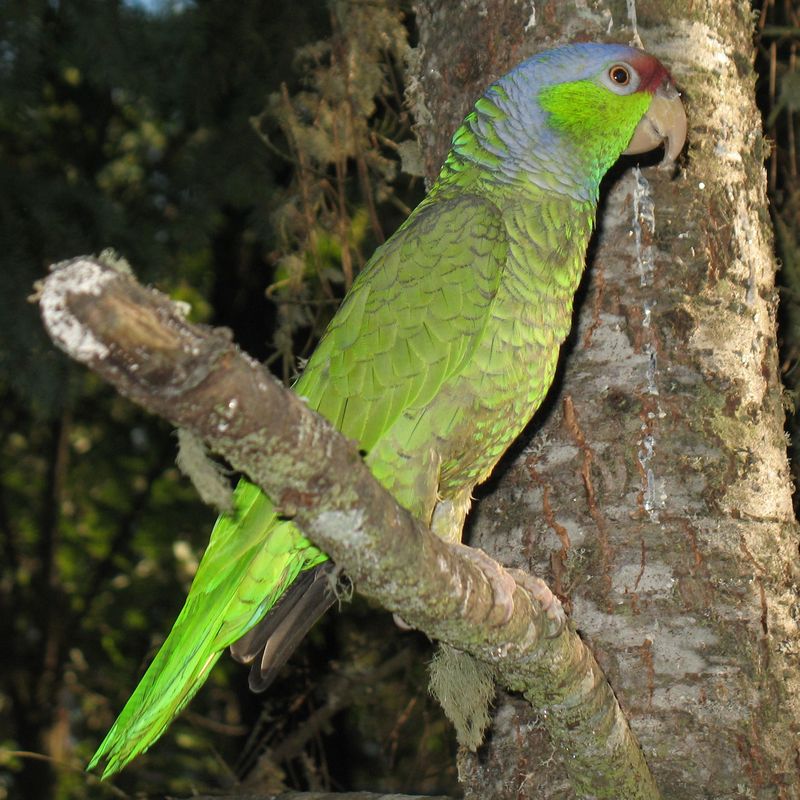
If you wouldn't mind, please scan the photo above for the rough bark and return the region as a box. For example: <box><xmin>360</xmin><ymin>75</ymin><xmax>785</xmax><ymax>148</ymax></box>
<box><xmin>408</xmin><ymin>1</ymin><xmax>800</xmax><ymax>798</ymax></box>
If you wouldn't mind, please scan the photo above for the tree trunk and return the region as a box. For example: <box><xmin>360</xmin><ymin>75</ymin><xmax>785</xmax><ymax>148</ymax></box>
<box><xmin>411</xmin><ymin>1</ymin><xmax>800</xmax><ymax>797</ymax></box>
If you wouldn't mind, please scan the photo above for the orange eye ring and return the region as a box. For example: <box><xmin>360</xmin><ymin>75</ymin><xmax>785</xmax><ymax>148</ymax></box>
<box><xmin>609</xmin><ymin>65</ymin><xmax>631</xmax><ymax>86</ymax></box>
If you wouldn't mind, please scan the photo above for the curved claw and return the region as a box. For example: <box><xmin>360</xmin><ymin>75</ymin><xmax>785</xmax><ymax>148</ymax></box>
<box><xmin>392</xmin><ymin>612</ymin><xmax>414</xmax><ymax>631</ymax></box>
<box><xmin>507</xmin><ymin>569</ymin><xmax>567</xmax><ymax>638</ymax></box>
<box><xmin>453</xmin><ymin>544</ymin><xmax>517</xmax><ymax>625</ymax></box>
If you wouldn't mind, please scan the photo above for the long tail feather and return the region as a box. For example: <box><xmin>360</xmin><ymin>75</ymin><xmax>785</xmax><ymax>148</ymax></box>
<box><xmin>88</xmin><ymin>481</ymin><xmax>327</xmax><ymax>777</ymax></box>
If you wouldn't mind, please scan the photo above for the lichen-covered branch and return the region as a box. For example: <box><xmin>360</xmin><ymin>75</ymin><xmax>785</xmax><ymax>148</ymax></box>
<box><xmin>38</xmin><ymin>255</ymin><xmax>661</xmax><ymax>799</ymax></box>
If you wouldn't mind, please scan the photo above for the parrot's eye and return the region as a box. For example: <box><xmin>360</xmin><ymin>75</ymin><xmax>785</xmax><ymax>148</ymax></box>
<box><xmin>609</xmin><ymin>65</ymin><xmax>631</xmax><ymax>86</ymax></box>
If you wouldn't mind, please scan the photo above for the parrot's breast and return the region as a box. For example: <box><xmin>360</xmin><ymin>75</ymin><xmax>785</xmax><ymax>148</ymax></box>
<box><xmin>435</xmin><ymin>195</ymin><xmax>593</xmax><ymax>494</ymax></box>
<box><xmin>361</xmin><ymin>192</ymin><xmax>594</xmax><ymax>534</ymax></box>
<box><xmin>439</xmin><ymin>241</ymin><xmax>584</xmax><ymax>488</ymax></box>
<box><xmin>369</xmin><ymin>196</ymin><xmax>594</xmax><ymax>515</ymax></box>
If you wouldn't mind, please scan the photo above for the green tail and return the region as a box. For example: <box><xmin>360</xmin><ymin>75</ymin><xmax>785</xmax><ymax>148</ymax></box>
<box><xmin>87</xmin><ymin>481</ymin><xmax>326</xmax><ymax>778</ymax></box>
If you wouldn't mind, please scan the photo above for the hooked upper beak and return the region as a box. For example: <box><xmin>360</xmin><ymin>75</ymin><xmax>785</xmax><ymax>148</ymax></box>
<box><xmin>624</xmin><ymin>80</ymin><xmax>687</xmax><ymax>164</ymax></box>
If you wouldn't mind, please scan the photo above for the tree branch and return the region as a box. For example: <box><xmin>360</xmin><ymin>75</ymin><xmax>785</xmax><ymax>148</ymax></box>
<box><xmin>37</xmin><ymin>255</ymin><xmax>661</xmax><ymax>799</ymax></box>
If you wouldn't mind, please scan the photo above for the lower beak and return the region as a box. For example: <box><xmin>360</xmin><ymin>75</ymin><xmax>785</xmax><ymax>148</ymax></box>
<box><xmin>624</xmin><ymin>81</ymin><xmax>687</xmax><ymax>164</ymax></box>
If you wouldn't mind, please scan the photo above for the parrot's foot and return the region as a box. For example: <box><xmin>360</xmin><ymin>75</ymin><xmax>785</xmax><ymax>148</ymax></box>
<box><xmin>453</xmin><ymin>544</ymin><xmax>518</xmax><ymax>625</ymax></box>
<box><xmin>507</xmin><ymin>568</ymin><xmax>567</xmax><ymax>637</ymax></box>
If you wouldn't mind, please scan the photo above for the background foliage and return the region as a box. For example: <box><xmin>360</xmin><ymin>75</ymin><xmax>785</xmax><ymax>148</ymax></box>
<box><xmin>0</xmin><ymin>2</ymin><xmax>453</xmax><ymax>798</ymax></box>
<box><xmin>758</xmin><ymin>0</ymin><xmax>800</xmax><ymax>499</ymax></box>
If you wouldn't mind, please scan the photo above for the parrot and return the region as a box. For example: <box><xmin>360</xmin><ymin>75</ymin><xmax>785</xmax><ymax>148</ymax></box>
<box><xmin>88</xmin><ymin>42</ymin><xmax>686</xmax><ymax>777</ymax></box>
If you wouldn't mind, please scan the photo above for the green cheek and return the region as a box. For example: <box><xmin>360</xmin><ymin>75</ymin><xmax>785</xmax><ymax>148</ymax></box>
<box><xmin>538</xmin><ymin>80</ymin><xmax>652</xmax><ymax>177</ymax></box>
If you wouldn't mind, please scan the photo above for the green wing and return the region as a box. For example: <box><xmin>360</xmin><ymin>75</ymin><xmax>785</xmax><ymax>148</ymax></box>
<box><xmin>88</xmin><ymin>193</ymin><xmax>508</xmax><ymax>777</ymax></box>
<box><xmin>298</xmin><ymin>193</ymin><xmax>508</xmax><ymax>451</ymax></box>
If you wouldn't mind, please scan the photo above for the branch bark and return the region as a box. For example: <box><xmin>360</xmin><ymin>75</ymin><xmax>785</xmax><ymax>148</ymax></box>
<box><xmin>38</xmin><ymin>255</ymin><xmax>660</xmax><ymax>798</ymax></box>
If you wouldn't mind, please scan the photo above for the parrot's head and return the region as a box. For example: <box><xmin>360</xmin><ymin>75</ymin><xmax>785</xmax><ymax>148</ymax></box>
<box><xmin>449</xmin><ymin>43</ymin><xmax>687</xmax><ymax>200</ymax></box>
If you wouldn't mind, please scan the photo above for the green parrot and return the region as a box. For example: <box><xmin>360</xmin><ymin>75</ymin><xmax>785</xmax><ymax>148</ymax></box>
<box><xmin>89</xmin><ymin>42</ymin><xmax>686</xmax><ymax>777</ymax></box>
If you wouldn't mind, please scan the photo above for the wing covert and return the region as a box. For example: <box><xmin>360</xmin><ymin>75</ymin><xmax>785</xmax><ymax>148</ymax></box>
<box><xmin>294</xmin><ymin>194</ymin><xmax>508</xmax><ymax>452</ymax></box>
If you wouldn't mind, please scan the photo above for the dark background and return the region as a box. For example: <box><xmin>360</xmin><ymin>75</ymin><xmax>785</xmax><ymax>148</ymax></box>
<box><xmin>0</xmin><ymin>1</ymin><xmax>795</xmax><ymax>797</ymax></box>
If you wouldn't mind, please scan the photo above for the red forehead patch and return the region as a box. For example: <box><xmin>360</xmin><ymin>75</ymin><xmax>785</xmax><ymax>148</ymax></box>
<box><xmin>627</xmin><ymin>52</ymin><xmax>671</xmax><ymax>93</ymax></box>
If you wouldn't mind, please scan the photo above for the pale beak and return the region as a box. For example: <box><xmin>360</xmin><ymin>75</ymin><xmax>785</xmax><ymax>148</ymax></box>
<box><xmin>624</xmin><ymin>80</ymin><xmax>687</xmax><ymax>164</ymax></box>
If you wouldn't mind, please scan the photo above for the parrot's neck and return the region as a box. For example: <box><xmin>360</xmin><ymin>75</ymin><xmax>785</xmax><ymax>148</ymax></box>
<box><xmin>437</xmin><ymin>72</ymin><xmax>635</xmax><ymax>203</ymax></box>
<box><xmin>439</xmin><ymin>105</ymin><xmax>598</xmax><ymax>204</ymax></box>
